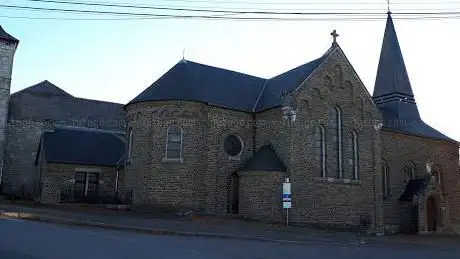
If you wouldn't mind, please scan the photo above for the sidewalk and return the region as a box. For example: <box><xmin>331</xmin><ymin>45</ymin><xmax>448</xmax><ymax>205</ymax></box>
<box><xmin>0</xmin><ymin>203</ymin><xmax>458</xmax><ymax>249</ymax></box>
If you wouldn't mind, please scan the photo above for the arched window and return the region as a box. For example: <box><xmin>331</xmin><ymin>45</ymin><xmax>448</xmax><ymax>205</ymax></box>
<box><xmin>165</xmin><ymin>125</ymin><xmax>183</xmax><ymax>160</ymax></box>
<box><xmin>350</xmin><ymin>130</ymin><xmax>359</xmax><ymax>180</ymax></box>
<box><xmin>404</xmin><ymin>162</ymin><xmax>416</xmax><ymax>182</ymax></box>
<box><xmin>335</xmin><ymin>106</ymin><xmax>343</xmax><ymax>178</ymax></box>
<box><xmin>431</xmin><ymin>165</ymin><xmax>443</xmax><ymax>187</ymax></box>
<box><xmin>315</xmin><ymin>125</ymin><xmax>326</xmax><ymax>178</ymax></box>
<box><xmin>127</xmin><ymin>127</ymin><xmax>133</xmax><ymax>160</ymax></box>
<box><xmin>382</xmin><ymin>159</ymin><xmax>391</xmax><ymax>198</ymax></box>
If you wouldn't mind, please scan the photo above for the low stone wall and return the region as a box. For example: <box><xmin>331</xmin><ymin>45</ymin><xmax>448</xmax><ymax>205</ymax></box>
<box><xmin>238</xmin><ymin>171</ymin><xmax>285</xmax><ymax>222</ymax></box>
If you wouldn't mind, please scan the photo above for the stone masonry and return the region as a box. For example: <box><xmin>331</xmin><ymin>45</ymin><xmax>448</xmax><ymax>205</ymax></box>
<box><xmin>1</xmin><ymin>21</ymin><xmax>459</xmax><ymax>236</ymax></box>
<box><xmin>40</xmin><ymin>163</ymin><xmax>121</xmax><ymax>204</ymax></box>
<box><xmin>381</xmin><ymin>130</ymin><xmax>460</xmax><ymax>233</ymax></box>
<box><xmin>124</xmin><ymin>101</ymin><xmax>254</xmax><ymax>214</ymax></box>
<box><xmin>124</xmin><ymin>46</ymin><xmax>386</xmax><ymax>231</ymax></box>
<box><xmin>0</xmin><ymin>38</ymin><xmax>18</xmax><ymax>191</ymax></box>
<box><xmin>3</xmin><ymin>86</ymin><xmax>125</xmax><ymax>197</ymax></box>
<box><xmin>238</xmin><ymin>171</ymin><xmax>285</xmax><ymax>222</ymax></box>
<box><xmin>255</xmin><ymin>47</ymin><xmax>384</xmax><ymax>231</ymax></box>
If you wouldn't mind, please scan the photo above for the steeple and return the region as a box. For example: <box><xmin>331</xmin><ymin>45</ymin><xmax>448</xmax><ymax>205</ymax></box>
<box><xmin>372</xmin><ymin>13</ymin><xmax>455</xmax><ymax>143</ymax></box>
<box><xmin>373</xmin><ymin>12</ymin><xmax>420</xmax><ymax>120</ymax></box>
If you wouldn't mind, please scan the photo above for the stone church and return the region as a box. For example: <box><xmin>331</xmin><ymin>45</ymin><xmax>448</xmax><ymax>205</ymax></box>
<box><xmin>0</xmin><ymin>12</ymin><xmax>459</xmax><ymax>235</ymax></box>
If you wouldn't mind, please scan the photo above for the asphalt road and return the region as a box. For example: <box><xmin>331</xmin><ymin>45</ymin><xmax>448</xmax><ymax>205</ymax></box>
<box><xmin>0</xmin><ymin>218</ymin><xmax>459</xmax><ymax>259</ymax></box>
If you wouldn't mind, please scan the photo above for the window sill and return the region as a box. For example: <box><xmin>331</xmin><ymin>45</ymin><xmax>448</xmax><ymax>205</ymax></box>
<box><xmin>162</xmin><ymin>158</ymin><xmax>184</xmax><ymax>163</ymax></box>
<box><xmin>315</xmin><ymin>177</ymin><xmax>361</xmax><ymax>185</ymax></box>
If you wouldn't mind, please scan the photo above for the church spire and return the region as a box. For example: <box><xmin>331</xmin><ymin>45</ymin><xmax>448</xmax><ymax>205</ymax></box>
<box><xmin>372</xmin><ymin>12</ymin><xmax>420</xmax><ymax>120</ymax></box>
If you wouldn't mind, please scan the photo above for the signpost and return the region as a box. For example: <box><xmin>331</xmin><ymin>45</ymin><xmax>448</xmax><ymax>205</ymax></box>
<box><xmin>283</xmin><ymin>177</ymin><xmax>291</xmax><ymax>226</ymax></box>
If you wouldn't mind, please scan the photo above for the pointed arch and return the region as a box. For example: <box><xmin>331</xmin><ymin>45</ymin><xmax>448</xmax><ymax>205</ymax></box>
<box><xmin>344</xmin><ymin>80</ymin><xmax>353</xmax><ymax>99</ymax></box>
<box><xmin>312</xmin><ymin>87</ymin><xmax>322</xmax><ymax>99</ymax></box>
<box><xmin>333</xmin><ymin>65</ymin><xmax>343</xmax><ymax>88</ymax></box>
<box><xmin>356</xmin><ymin>96</ymin><xmax>364</xmax><ymax>120</ymax></box>
<box><xmin>165</xmin><ymin>125</ymin><xmax>183</xmax><ymax>160</ymax></box>
<box><xmin>315</xmin><ymin>125</ymin><xmax>326</xmax><ymax>178</ymax></box>
<box><xmin>404</xmin><ymin>161</ymin><xmax>416</xmax><ymax>182</ymax></box>
<box><xmin>431</xmin><ymin>164</ymin><xmax>443</xmax><ymax>187</ymax></box>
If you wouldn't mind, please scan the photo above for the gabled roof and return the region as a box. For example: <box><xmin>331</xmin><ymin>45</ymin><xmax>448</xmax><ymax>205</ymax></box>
<box><xmin>128</xmin><ymin>49</ymin><xmax>328</xmax><ymax>112</ymax></box>
<box><xmin>0</xmin><ymin>25</ymin><xmax>18</xmax><ymax>44</ymax></box>
<box><xmin>41</xmin><ymin>127</ymin><xmax>125</xmax><ymax>166</ymax></box>
<box><xmin>373</xmin><ymin>13</ymin><xmax>456</xmax><ymax>143</ymax></box>
<box><xmin>240</xmin><ymin>145</ymin><xmax>286</xmax><ymax>172</ymax></box>
<box><xmin>9</xmin><ymin>80</ymin><xmax>126</xmax><ymax>132</ymax></box>
<box><xmin>12</xmin><ymin>80</ymin><xmax>73</xmax><ymax>97</ymax></box>
<box><xmin>254</xmin><ymin>56</ymin><xmax>326</xmax><ymax>111</ymax></box>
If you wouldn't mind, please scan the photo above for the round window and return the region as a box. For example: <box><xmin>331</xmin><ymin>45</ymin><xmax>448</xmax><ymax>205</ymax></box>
<box><xmin>224</xmin><ymin>134</ymin><xmax>243</xmax><ymax>157</ymax></box>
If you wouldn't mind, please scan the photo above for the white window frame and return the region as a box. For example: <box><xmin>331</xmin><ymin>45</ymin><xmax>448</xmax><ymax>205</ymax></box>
<box><xmin>164</xmin><ymin>125</ymin><xmax>183</xmax><ymax>162</ymax></box>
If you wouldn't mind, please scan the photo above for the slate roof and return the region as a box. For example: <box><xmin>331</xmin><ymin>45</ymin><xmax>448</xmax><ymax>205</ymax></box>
<box><xmin>0</xmin><ymin>25</ymin><xmax>18</xmax><ymax>44</ymax></box>
<box><xmin>128</xmin><ymin>60</ymin><xmax>265</xmax><ymax>112</ymax></box>
<box><xmin>128</xmin><ymin>51</ymin><xmax>328</xmax><ymax>112</ymax></box>
<box><xmin>12</xmin><ymin>80</ymin><xmax>73</xmax><ymax>97</ymax></box>
<box><xmin>399</xmin><ymin>178</ymin><xmax>430</xmax><ymax>201</ymax></box>
<box><xmin>372</xmin><ymin>13</ymin><xmax>456</xmax><ymax>143</ymax></box>
<box><xmin>41</xmin><ymin>127</ymin><xmax>126</xmax><ymax>166</ymax></box>
<box><xmin>9</xmin><ymin>80</ymin><xmax>126</xmax><ymax>132</ymax></box>
<box><xmin>254</xmin><ymin>56</ymin><xmax>326</xmax><ymax>111</ymax></box>
<box><xmin>240</xmin><ymin>145</ymin><xmax>286</xmax><ymax>172</ymax></box>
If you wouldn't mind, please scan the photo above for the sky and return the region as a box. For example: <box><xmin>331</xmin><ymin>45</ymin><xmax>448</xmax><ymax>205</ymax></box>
<box><xmin>1</xmin><ymin>0</ymin><xmax>459</xmax><ymax>140</ymax></box>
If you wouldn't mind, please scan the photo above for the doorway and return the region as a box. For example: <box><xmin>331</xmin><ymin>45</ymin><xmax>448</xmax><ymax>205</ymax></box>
<box><xmin>227</xmin><ymin>172</ymin><xmax>239</xmax><ymax>214</ymax></box>
<box><xmin>426</xmin><ymin>196</ymin><xmax>438</xmax><ymax>232</ymax></box>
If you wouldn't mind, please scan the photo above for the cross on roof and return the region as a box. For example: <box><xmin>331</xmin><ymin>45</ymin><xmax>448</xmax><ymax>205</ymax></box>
<box><xmin>331</xmin><ymin>30</ymin><xmax>339</xmax><ymax>44</ymax></box>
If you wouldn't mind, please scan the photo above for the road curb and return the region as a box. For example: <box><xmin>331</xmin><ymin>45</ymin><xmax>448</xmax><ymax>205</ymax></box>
<box><xmin>0</xmin><ymin>212</ymin><xmax>362</xmax><ymax>246</ymax></box>
<box><xmin>0</xmin><ymin>212</ymin><xmax>454</xmax><ymax>250</ymax></box>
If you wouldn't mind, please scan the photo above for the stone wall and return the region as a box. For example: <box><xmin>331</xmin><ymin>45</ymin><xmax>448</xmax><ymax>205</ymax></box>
<box><xmin>381</xmin><ymin>130</ymin><xmax>460</xmax><ymax>231</ymax></box>
<box><xmin>40</xmin><ymin>162</ymin><xmax>119</xmax><ymax>204</ymax></box>
<box><xmin>255</xmin><ymin>47</ymin><xmax>384</xmax><ymax>231</ymax></box>
<box><xmin>238</xmin><ymin>171</ymin><xmax>285</xmax><ymax>222</ymax></box>
<box><xmin>2</xmin><ymin>120</ymin><xmax>45</xmax><ymax>196</ymax></box>
<box><xmin>2</xmin><ymin>87</ymin><xmax>126</xmax><ymax>197</ymax></box>
<box><xmin>125</xmin><ymin>101</ymin><xmax>253</xmax><ymax>214</ymax></box>
<box><xmin>0</xmin><ymin>40</ymin><xmax>18</xmax><ymax>193</ymax></box>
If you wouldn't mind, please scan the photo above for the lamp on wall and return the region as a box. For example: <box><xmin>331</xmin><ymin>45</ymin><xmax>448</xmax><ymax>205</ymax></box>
<box><xmin>373</xmin><ymin>122</ymin><xmax>383</xmax><ymax>131</ymax></box>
